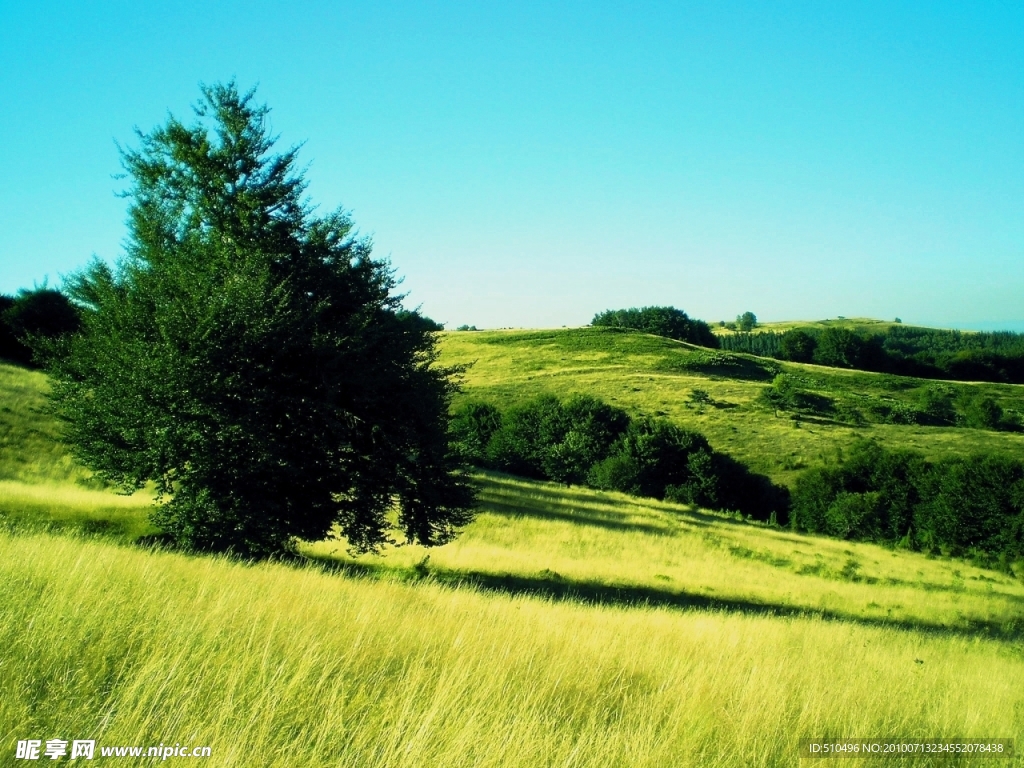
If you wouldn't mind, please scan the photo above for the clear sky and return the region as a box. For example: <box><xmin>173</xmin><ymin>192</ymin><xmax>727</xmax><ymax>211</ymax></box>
<box><xmin>2</xmin><ymin>1</ymin><xmax>1022</xmax><ymax>330</ymax></box>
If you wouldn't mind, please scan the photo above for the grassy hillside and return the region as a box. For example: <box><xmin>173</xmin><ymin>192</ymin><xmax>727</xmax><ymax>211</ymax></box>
<box><xmin>0</xmin><ymin>362</ymin><xmax>153</xmax><ymax>542</ymax></box>
<box><xmin>310</xmin><ymin>472</ymin><xmax>1024</xmax><ymax>637</ymax></box>
<box><xmin>2</xmin><ymin>355</ymin><xmax>1024</xmax><ymax>765</ymax></box>
<box><xmin>438</xmin><ymin>327</ymin><xmax>1024</xmax><ymax>486</ymax></box>
<box><xmin>3</xmin><ymin>528</ymin><xmax>1023</xmax><ymax>767</ymax></box>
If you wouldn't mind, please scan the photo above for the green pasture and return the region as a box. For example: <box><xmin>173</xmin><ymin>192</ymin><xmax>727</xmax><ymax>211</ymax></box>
<box><xmin>438</xmin><ymin>327</ymin><xmax>1024</xmax><ymax>484</ymax></box>
<box><xmin>3</xmin><ymin>528</ymin><xmax>1022</xmax><ymax>767</ymax></box>
<box><xmin>2</xmin><ymin>349</ymin><xmax>1024</xmax><ymax>765</ymax></box>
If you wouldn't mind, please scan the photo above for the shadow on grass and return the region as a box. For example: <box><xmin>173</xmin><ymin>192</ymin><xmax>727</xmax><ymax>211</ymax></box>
<box><xmin>479</xmin><ymin>498</ymin><xmax>673</xmax><ymax>535</ymax></box>
<box><xmin>296</xmin><ymin>548</ymin><xmax>1024</xmax><ymax>642</ymax></box>
<box><xmin>431</xmin><ymin>568</ymin><xmax>1024</xmax><ymax>641</ymax></box>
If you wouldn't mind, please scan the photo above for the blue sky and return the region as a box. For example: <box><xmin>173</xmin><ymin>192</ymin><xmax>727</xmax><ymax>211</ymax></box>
<box><xmin>2</xmin><ymin>1</ymin><xmax>1022</xmax><ymax>330</ymax></box>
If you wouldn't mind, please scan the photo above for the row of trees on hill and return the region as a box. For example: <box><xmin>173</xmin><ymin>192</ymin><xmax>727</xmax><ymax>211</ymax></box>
<box><xmin>792</xmin><ymin>441</ymin><xmax>1024</xmax><ymax>567</ymax></box>
<box><xmin>451</xmin><ymin>395</ymin><xmax>789</xmax><ymax>521</ymax></box>
<box><xmin>719</xmin><ymin>326</ymin><xmax>1024</xmax><ymax>384</ymax></box>
<box><xmin>591</xmin><ymin>306</ymin><xmax>719</xmax><ymax>348</ymax></box>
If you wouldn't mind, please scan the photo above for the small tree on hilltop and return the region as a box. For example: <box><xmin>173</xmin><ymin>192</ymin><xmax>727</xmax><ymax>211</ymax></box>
<box><xmin>49</xmin><ymin>82</ymin><xmax>474</xmax><ymax>557</ymax></box>
<box><xmin>736</xmin><ymin>312</ymin><xmax>757</xmax><ymax>332</ymax></box>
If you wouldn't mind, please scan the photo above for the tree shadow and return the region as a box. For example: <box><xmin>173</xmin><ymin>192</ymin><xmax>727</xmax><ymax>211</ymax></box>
<box><xmin>425</xmin><ymin>567</ymin><xmax>1024</xmax><ymax>641</ymax></box>
<box><xmin>479</xmin><ymin>498</ymin><xmax>673</xmax><ymax>535</ymax></box>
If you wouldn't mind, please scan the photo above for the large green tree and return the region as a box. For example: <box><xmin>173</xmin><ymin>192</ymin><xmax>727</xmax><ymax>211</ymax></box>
<box><xmin>49</xmin><ymin>82</ymin><xmax>474</xmax><ymax>557</ymax></box>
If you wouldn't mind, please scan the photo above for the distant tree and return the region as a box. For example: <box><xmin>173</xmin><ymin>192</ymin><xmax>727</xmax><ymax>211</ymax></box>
<box><xmin>687</xmin><ymin>388</ymin><xmax>712</xmax><ymax>411</ymax></box>
<box><xmin>779</xmin><ymin>329</ymin><xmax>817</xmax><ymax>363</ymax></box>
<box><xmin>485</xmin><ymin>394</ymin><xmax>629</xmax><ymax>485</ymax></box>
<box><xmin>736</xmin><ymin>312</ymin><xmax>757</xmax><ymax>332</ymax></box>
<box><xmin>48</xmin><ymin>82</ymin><xmax>474</xmax><ymax>557</ymax></box>
<box><xmin>588</xmin><ymin>417</ymin><xmax>711</xmax><ymax>499</ymax></box>
<box><xmin>960</xmin><ymin>395</ymin><xmax>1004</xmax><ymax>430</ymax></box>
<box><xmin>916</xmin><ymin>387</ymin><xmax>955</xmax><ymax>426</ymax></box>
<box><xmin>450</xmin><ymin>402</ymin><xmax>503</xmax><ymax>464</ymax></box>
<box><xmin>759</xmin><ymin>374</ymin><xmax>798</xmax><ymax>416</ymax></box>
<box><xmin>0</xmin><ymin>294</ymin><xmax>31</xmax><ymax>364</ymax></box>
<box><xmin>395</xmin><ymin>310</ymin><xmax>444</xmax><ymax>332</ymax></box>
<box><xmin>813</xmin><ymin>327</ymin><xmax>863</xmax><ymax>368</ymax></box>
<box><xmin>591</xmin><ymin>306</ymin><xmax>719</xmax><ymax>348</ymax></box>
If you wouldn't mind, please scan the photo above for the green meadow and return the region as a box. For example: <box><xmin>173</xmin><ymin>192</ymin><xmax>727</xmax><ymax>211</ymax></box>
<box><xmin>2</xmin><ymin>331</ymin><xmax>1024</xmax><ymax>766</ymax></box>
<box><xmin>438</xmin><ymin>327</ymin><xmax>1024</xmax><ymax>485</ymax></box>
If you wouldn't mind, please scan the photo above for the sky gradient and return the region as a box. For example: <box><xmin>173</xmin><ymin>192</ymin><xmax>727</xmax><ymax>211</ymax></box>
<box><xmin>2</xmin><ymin>1</ymin><xmax>1022</xmax><ymax>330</ymax></box>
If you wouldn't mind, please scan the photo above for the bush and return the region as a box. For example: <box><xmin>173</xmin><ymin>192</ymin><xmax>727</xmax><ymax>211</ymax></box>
<box><xmin>779</xmin><ymin>329</ymin><xmax>817</xmax><ymax>363</ymax></box>
<box><xmin>959</xmin><ymin>394</ymin><xmax>1003</xmax><ymax>430</ymax></box>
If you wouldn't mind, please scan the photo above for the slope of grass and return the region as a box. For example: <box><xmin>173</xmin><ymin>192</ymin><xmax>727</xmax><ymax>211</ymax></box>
<box><xmin>308</xmin><ymin>472</ymin><xmax>1024</xmax><ymax>638</ymax></box>
<box><xmin>0</xmin><ymin>361</ymin><xmax>153</xmax><ymax>540</ymax></box>
<box><xmin>439</xmin><ymin>327</ymin><xmax>1024</xmax><ymax>485</ymax></box>
<box><xmin>2</xmin><ymin>355</ymin><xmax>1023</xmax><ymax>765</ymax></box>
<box><xmin>3</xmin><ymin>528</ymin><xmax>1022</xmax><ymax>768</ymax></box>
<box><xmin>0</xmin><ymin>363</ymin><xmax>90</xmax><ymax>485</ymax></box>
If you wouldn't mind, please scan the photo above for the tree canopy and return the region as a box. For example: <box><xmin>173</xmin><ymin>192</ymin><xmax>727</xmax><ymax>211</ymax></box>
<box><xmin>591</xmin><ymin>306</ymin><xmax>718</xmax><ymax>348</ymax></box>
<box><xmin>48</xmin><ymin>82</ymin><xmax>474</xmax><ymax>557</ymax></box>
<box><xmin>0</xmin><ymin>287</ymin><xmax>81</xmax><ymax>366</ymax></box>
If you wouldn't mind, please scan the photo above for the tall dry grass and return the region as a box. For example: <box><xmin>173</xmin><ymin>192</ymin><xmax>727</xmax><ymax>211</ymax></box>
<box><xmin>2</xmin><ymin>529</ymin><xmax>1021</xmax><ymax>767</ymax></box>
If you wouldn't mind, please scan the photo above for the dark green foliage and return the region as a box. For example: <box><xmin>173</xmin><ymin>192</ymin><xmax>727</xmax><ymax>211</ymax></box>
<box><xmin>687</xmin><ymin>388</ymin><xmax>712</xmax><ymax>411</ymax></box>
<box><xmin>719</xmin><ymin>323</ymin><xmax>1024</xmax><ymax>385</ymax></box>
<box><xmin>0</xmin><ymin>288</ymin><xmax>81</xmax><ymax>366</ymax></box>
<box><xmin>450</xmin><ymin>402</ymin><xmax>503</xmax><ymax>465</ymax></box>
<box><xmin>792</xmin><ymin>440</ymin><xmax>1024</xmax><ymax>565</ymax></box>
<box><xmin>736</xmin><ymin>311</ymin><xmax>757</xmax><ymax>332</ymax></box>
<box><xmin>461</xmin><ymin>394</ymin><xmax>787</xmax><ymax>520</ymax></box>
<box><xmin>395</xmin><ymin>310</ymin><xmax>444</xmax><ymax>333</ymax></box>
<box><xmin>779</xmin><ymin>329</ymin><xmax>817</xmax><ymax>362</ymax></box>
<box><xmin>591</xmin><ymin>306</ymin><xmax>719</xmax><ymax>348</ymax></box>
<box><xmin>759</xmin><ymin>374</ymin><xmax>797</xmax><ymax>415</ymax></box>
<box><xmin>590</xmin><ymin>417</ymin><xmax>710</xmax><ymax>498</ymax></box>
<box><xmin>47</xmin><ymin>82</ymin><xmax>473</xmax><ymax>558</ymax></box>
<box><xmin>959</xmin><ymin>394</ymin><xmax>1003</xmax><ymax>429</ymax></box>
<box><xmin>916</xmin><ymin>387</ymin><xmax>956</xmax><ymax>426</ymax></box>
<box><xmin>813</xmin><ymin>327</ymin><xmax>864</xmax><ymax>368</ymax></box>
<box><xmin>0</xmin><ymin>295</ymin><xmax>30</xmax><ymax>364</ymax></box>
<box><xmin>485</xmin><ymin>395</ymin><xmax>630</xmax><ymax>485</ymax></box>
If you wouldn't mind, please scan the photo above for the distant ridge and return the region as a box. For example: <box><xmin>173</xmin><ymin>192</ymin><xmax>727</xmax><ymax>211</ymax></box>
<box><xmin>940</xmin><ymin>320</ymin><xmax>1024</xmax><ymax>333</ymax></box>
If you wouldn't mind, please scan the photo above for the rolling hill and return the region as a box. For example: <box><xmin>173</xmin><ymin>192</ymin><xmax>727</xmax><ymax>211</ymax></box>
<box><xmin>1</xmin><ymin>330</ymin><xmax>1023</xmax><ymax>766</ymax></box>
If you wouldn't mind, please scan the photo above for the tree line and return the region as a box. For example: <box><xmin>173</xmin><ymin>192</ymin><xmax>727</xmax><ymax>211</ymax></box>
<box><xmin>591</xmin><ymin>306</ymin><xmax>719</xmax><ymax>348</ymax></box>
<box><xmin>792</xmin><ymin>440</ymin><xmax>1024</xmax><ymax>569</ymax></box>
<box><xmin>451</xmin><ymin>394</ymin><xmax>789</xmax><ymax>522</ymax></box>
<box><xmin>719</xmin><ymin>325</ymin><xmax>1024</xmax><ymax>384</ymax></box>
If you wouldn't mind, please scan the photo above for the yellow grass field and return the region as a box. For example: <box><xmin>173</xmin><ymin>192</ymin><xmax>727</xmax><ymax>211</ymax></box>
<box><xmin>2</xmin><ymin>352</ymin><xmax>1023</xmax><ymax>766</ymax></box>
<box><xmin>2</xmin><ymin>528</ymin><xmax>1022</xmax><ymax>767</ymax></box>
